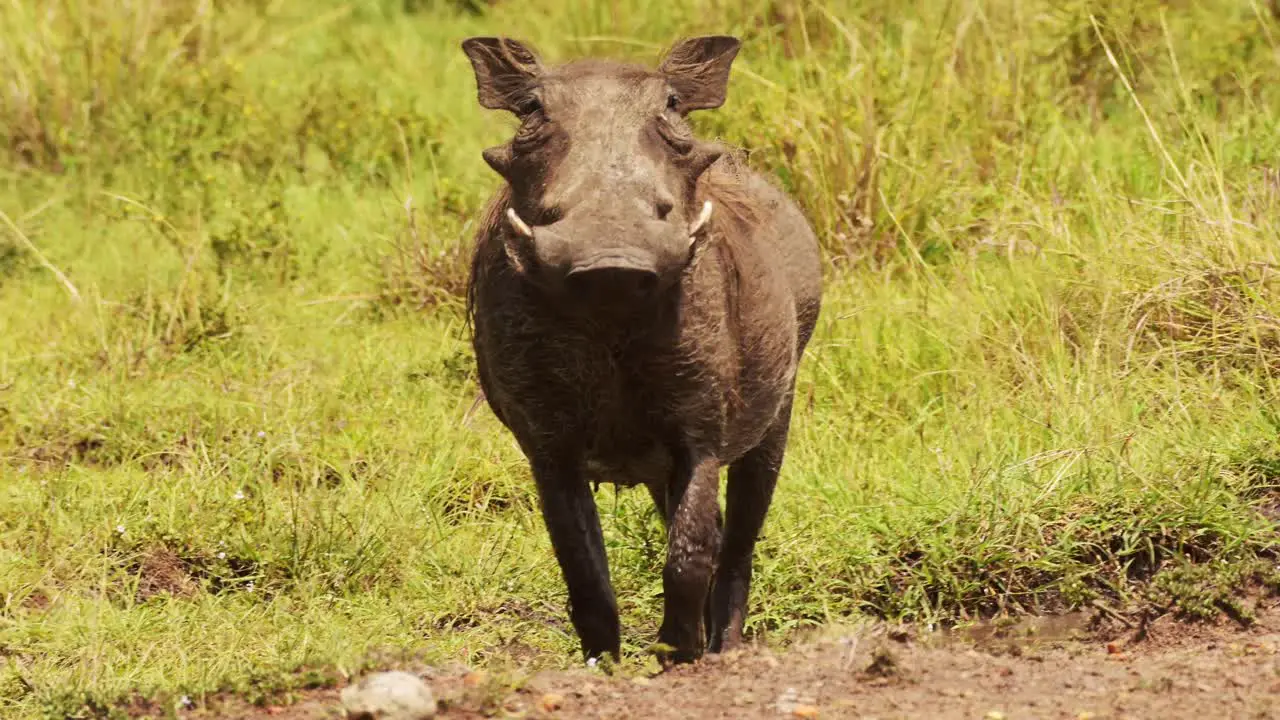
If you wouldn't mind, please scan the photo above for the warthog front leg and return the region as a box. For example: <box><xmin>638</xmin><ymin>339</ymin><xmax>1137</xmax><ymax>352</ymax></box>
<box><xmin>657</xmin><ymin>452</ymin><xmax>722</xmax><ymax>664</ymax></box>
<box><xmin>531</xmin><ymin>455</ymin><xmax>620</xmax><ymax>662</ymax></box>
<box><xmin>647</xmin><ymin>478</ymin><xmax>724</xmax><ymax>652</ymax></box>
<box><xmin>708</xmin><ymin>394</ymin><xmax>794</xmax><ymax>653</ymax></box>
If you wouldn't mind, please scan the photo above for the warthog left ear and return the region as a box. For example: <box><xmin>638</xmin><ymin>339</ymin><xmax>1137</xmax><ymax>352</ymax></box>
<box><xmin>461</xmin><ymin>36</ymin><xmax>544</xmax><ymax>114</ymax></box>
<box><xmin>659</xmin><ymin>35</ymin><xmax>741</xmax><ymax>113</ymax></box>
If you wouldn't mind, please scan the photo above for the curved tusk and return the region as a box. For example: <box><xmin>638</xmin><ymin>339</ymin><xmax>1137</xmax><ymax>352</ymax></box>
<box><xmin>505</xmin><ymin>207</ymin><xmax>534</xmax><ymax>238</ymax></box>
<box><xmin>688</xmin><ymin>200</ymin><xmax>713</xmax><ymax>238</ymax></box>
<box><xmin>684</xmin><ymin>200</ymin><xmax>716</xmax><ymax>270</ymax></box>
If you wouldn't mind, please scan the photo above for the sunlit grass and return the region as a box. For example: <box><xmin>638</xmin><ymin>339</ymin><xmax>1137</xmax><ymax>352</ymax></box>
<box><xmin>2</xmin><ymin>0</ymin><xmax>1279</xmax><ymax>716</ymax></box>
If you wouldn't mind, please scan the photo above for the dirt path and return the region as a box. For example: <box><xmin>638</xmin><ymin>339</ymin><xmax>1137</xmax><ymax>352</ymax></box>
<box><xmin>202</xmin><ymin>601</ymin><xmax>1280</xmax><ymax>719</ymax></box>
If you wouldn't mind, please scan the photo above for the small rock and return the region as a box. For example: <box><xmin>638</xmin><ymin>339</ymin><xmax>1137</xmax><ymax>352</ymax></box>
<box><xmin>1106</xmin><ymin>641</ymin><xmax>1124</xmax><ymax>655</ymax></box>
<box><xmin>775</xmin><ymin>687</ymin><xmax>801</xmax><ymax>713</ymax></box>
<box><xmin>539</xmin><ymin>693</ymin><xmax>565</xmax><ymax>712</ymax></box>
<box><xmin>463</xmin><ymin>670</ymin><xmax>489</xmax><ymax>687</ymax></box>
<box><xmin>340</xmin><ymin>671</ymin><xmax>436</xmax><ymax>720</ymax></box>
<box><xmin>775</xmin><ymin>687</ymin><xmax>819</xmax><ymax>715</ymax></box>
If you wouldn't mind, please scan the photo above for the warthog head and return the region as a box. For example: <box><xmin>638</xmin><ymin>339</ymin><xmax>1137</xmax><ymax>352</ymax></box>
<box><xmin>461</xmin><ymin>35</ymin><xmax>740</xmax><ymax>310</ymax></box>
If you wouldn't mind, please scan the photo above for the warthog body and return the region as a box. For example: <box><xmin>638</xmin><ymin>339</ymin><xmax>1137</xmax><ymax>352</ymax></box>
<box><xmin>461</xmin><ymin>34</ymin><xmax>821</xmax><ymax>664</ymax></box>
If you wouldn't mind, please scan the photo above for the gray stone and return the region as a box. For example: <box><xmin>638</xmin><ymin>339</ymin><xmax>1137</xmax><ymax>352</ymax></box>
<box><xmin>340</xmin><ymin>670</ymin><xmax>437</xmax><ymax>720</ymax></box>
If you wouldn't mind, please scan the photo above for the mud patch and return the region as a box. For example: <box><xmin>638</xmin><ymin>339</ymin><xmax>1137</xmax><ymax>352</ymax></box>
<box><xmin>110</xmin><ymin>540</ymin><xmax>262</xmax><ymax>605</ymax></box>
<box><xmin>133</xmin><ymin>546</ymin><xmax>201</xmax><ymax>601</ymax></box>
<box><xmin>17</xmin><ymin>429</ymin><xmax>118</xmax><ymax>468</ymax></box>
<box><xmin>168</xmin><ymin>600</ymin><xmax>1280</xmax><ymax>720</ymax></box>
<box><xmin>942</xmin><ymin>609</ymin><xmax>1096</xmax><ymax>656</ymax></box>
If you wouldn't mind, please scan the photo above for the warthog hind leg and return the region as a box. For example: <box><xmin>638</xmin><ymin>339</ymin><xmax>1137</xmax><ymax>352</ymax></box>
<box><xmin>708</xmin><ymin>394</ymin><xmax>794</xmax><ymax>653</ymax></box>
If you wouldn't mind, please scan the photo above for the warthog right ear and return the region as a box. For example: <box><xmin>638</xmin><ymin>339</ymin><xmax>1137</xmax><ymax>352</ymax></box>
<box><xmin>659</xmin><ymin>35</ymin><xmax>741</xmax><ymax>112</ymax></box>
<box><xmin>461</xmin><ymin>37</ymin><xmax>544</xmax><ymax>114</ymax></box>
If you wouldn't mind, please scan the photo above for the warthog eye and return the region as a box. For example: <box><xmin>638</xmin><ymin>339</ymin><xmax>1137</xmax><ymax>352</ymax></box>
<box><xmin>666</xmin><ymin>93</ymin><xmax>679</xmax><ymax>111</ymax></box>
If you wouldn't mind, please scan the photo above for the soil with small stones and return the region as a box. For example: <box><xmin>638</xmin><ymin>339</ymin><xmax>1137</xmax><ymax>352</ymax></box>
<box><xmin>187</xmin><ymin>601</ymin><xmax>1280</xmax><ymax>720</ymax></box>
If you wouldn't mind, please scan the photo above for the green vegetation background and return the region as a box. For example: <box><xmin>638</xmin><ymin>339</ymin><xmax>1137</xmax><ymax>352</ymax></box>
<box><xmin>2</xmin><ymin>0</ymin><xmax>1279</xmax><ymax>716</ymax></box>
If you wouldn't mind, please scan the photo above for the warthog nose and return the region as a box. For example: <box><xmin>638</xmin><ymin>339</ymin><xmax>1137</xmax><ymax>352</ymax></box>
<box><xmin>564</xmin><ymin>260</ymin><xmax>660</xmax><ymax>304</ymax></box>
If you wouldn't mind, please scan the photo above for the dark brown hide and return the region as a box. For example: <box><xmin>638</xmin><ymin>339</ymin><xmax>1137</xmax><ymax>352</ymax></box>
<box><xmin>462</xmin><ymin>34</ymin><xmax>822</xmax><ymax>665</ymax></box>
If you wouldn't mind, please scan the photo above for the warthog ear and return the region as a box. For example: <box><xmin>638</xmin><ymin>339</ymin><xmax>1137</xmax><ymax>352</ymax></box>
<box><xmin>461</xmin><ymin>37</ymin><xmax>544</xmax><ymax>114</ymax></box>
<box><xmin>659</xmin><ymin>35</ymin><xmax>741</xmax><ymax>112</ymax></box>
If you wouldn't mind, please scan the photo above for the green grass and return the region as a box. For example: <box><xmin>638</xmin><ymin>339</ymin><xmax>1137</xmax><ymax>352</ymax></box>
<box><xmin>3</xmin><ymin>0</ymin><xmax>1280</xmax><ymax>716</ymax></box>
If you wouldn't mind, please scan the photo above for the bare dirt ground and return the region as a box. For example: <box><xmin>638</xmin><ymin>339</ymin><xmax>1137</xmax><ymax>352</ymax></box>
<box><xmin>197</xmin><ymin>600</ymin><xmax>1280</xmax><ymax>720</ymax></box>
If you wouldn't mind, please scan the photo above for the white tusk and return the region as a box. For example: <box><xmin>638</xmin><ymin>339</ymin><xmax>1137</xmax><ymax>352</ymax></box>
<box><xmin>506</xmin><ymin>207</ymin><xmax>534</xmax><ymax>238</ymax></box>
<box><xmin>688</xmin><ymin>200</ymin><xmax>713</xmax><ymax>239</ymax></box>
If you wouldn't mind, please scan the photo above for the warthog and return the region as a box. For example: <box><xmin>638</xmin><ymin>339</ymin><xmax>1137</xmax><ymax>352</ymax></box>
<box><xmin>461</xmin><ymin>34</ymin><xmax>822</xmax><ymax>664</ymax></box>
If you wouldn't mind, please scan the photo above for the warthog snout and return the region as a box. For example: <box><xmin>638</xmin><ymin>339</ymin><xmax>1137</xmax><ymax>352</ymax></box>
<box><xmin>565</xmin><ymin>256</ymin><xmax>660</xmax><ymax>303</ymax></box>
<box><xmin>504</xmin><ymin>201</ymin><xmax>714</xmax><ymax>306</ymax></box>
